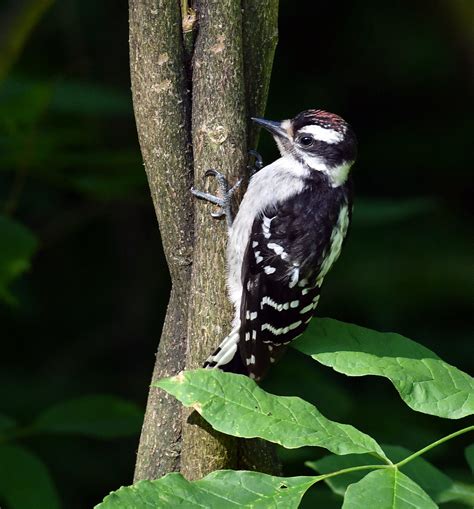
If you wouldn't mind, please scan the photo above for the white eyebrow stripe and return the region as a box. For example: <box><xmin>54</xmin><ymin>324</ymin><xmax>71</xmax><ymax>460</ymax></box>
<box><xmin>300</xmin><ymin>125</ymin><xmax>343</xmax><ymax>144</ymax></box>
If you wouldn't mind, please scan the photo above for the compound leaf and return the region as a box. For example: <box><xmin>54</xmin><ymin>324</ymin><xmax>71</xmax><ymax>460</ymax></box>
<box><xmin>309</xmin><ymin>445</ymin><xmax>474</xmax><ymax>506</ymax></box>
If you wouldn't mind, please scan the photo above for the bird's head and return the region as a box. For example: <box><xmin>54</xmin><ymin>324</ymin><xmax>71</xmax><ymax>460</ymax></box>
<box><xmin>252</xmin><ymin>109</ymin><xmax>357</xmax><ymax>186</ymax></box>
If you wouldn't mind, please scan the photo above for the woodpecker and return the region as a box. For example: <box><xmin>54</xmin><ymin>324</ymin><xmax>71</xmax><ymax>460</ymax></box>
<box><xmin>192</xmin><ymin>109</ymin><xmax>357</xmax><ymax>381</ymax></box>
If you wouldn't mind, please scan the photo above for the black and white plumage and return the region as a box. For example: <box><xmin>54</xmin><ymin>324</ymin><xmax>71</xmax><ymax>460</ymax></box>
<box><xmin>196</xmin><ymin>109</ymin><xmax>357</xmax><ymax>381</ymax></box>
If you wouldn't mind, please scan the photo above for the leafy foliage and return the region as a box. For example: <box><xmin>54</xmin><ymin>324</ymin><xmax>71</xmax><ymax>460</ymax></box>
<box><xmin>1</xmin><ymin>0</ymin><xmax>472</xmax><ymax>507</ymax></box>
<box><xmin>0</xmin><ymin>445</ymin><xmax>61</xmax><ymax>509</ymax></box>
<box><xmin>308</xmin><ymin>446</ymin><xmax>474</xmax><ymax>506</ymax></box>
<box><xmin>157</xmin><ymin>369</ymin><xmax>387</xmax><ymax>459</ymax></box>
<box><xmin>0</xmin><ymin>215</ymin><xmax>37</xmax><ymax>303</ymax></box>
<box><xmin>31</xmin><ymin>395</ymin><xmax>143</xmax><ymax>438</ymax></box>
<box><xmin>97</xmin><ymin>319</ymin><xmax>474</xmax><ymax>508</ymax></box>
<box><xmin>342</xmin><ymin>469</ymin><xmax>437</xmax><ymax>509</ymax></box>
<box><xmin>96</xmin><ymin>471</ymin><xmax>315</xmax><ymax>509</ymax></box>
<box><xmin>0</xmin><ymin>396</ymin><xmax>143</xmax><ymax>509</ymax></box>
<box><xmin>293</xmin><ymin>318</ymin><xmax>474</xmax><ymax>419</ymax></box>
<box><xmin>465</xmin><ymin>444</ymin><xmax>474</xmax><ymax>474</ymax></box>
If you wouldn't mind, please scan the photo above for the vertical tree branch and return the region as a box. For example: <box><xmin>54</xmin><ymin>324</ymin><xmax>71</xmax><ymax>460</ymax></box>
<box><xmin>242</xmin><ymin>0</ymin><xmax>279</xmax><ymax>149</ymax></box>
<box><xmin>130</xmin><ymin>0</ymin><xmax>279</xmax><ymax>482</ymax></box>
<box><xmin>129</xmin><ymin>0</ymin><xmax>193</xmax><ymax>481</ymax></box>
<box><xmin>180</xmin><ymin>0</ymin><xmax>247</xmax><ymax>480</ymax></box>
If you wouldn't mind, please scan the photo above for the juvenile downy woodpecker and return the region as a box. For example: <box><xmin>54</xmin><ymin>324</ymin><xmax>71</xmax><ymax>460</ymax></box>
<box><xmin>192</xmin><ymin>109</ymin><xmax>357</xmax><ymax>381</ymax></box>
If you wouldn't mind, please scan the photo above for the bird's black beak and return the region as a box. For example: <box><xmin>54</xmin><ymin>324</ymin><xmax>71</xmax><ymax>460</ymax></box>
<box><xmin>251</xmin><ymin>117</ymin><xmax>289</xmax><ymax>139</ymax></box>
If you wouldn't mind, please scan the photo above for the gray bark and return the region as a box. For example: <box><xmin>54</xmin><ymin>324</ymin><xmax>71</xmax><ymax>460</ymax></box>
<box><xmin>180</xmin><ymin>0</ymin><xmax>247</xmax><ymax>479</ymax></box>
<box><xmin>129</xmin><ymin>0</ymin><xmax>193</xmax><ymax>481</ymax></box>
<box><xmin>129</xmin><ymin>0</ymin><xmax>279</xmax><ymax>482</ymax></box>
<box><xmin>242</xmin><ymin>0</ymin><xmax>279</xmax><ymax>149</ymax></box>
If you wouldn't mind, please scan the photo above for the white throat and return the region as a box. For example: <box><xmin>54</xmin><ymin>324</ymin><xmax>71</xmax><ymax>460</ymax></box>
<box><xmin>299</xmin><ymin>153</ymin><xmax>352</xmax><ymax>187</ymax></box>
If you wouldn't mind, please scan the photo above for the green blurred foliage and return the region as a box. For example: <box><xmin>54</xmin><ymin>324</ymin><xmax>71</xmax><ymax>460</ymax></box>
<box><xmin>0</xmin><ymin>215</ymin><xmax>37</xmax><ymax>303</ymax></box>
<box><xmin>0</xmin><ymin>444</ymin><xmax>60</xmax><ymax>509</ymax></box>
<box><xmin>0</xmin><ymin>0</ymin><xmax>472</xmax><ymax>507</ymax></box>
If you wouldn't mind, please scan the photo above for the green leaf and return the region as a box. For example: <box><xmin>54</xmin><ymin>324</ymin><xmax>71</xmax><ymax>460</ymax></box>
<box><xmin>0</xmin><ymin>215</ymin><xmax>38</xmax><ymax>303</ymax></box>
<box><xmin>157</xmin><ymin>369</ymin><xmax>388</xmax><ymax>460</ymax></box>
<box><xmin>96</xmin><ymin>470</ymin><xmax>315</xmax><ymax>509</ymax></box>
<box><xmin>0</xmin><ymin>444</ymin><xmax>60</xmax><ymax>509</ymax></box>
<box><xmin>309</xmin><ymin>445</ymin><xmax>474</xmax><ymax>506</ymax></box>
<box><xmin>294</xmin><ymin>318</ymin><xmax>474</xmax><ymax>419</ymax></box>
<box><xmin>437</xmin><ymin>482</ymin><xmax>474</xmax><ymax>507</ymax></box>
<box><xmin>32</xmin><ymin>395</ymin><xmax>143</xmax><ymax>439</ymax></box>
<box><xmin>465</xmin><ymin>444</ymin><xmax>474</xmax><ymax>474</ymax></box>
<box><xmin>342</xmin><ymin>469</ymin><xmax>437</xmax><ymax>509</ymax></box>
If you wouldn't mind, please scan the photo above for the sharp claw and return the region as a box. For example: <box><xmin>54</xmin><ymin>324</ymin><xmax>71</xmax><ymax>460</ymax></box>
<box><xmin>204</xmin><ymin>168</ymin><xmax>229</xmax><ymax>194</ymax></box>
<box><xmin>204</xmin><ymin>169</ymin><xmax>219</xmax><ymax>178</ymax></box>
<box><xmin>193</xmin><ymin>168</ymin><xmax>238</xmax><ymax>227</ymax></box>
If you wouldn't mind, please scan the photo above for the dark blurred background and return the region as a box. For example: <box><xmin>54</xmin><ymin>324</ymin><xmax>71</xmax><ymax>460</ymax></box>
<box><xmin>0</xmin><ymin>0</ymin><xmax>472</xmax><ymax>507</ymax></box>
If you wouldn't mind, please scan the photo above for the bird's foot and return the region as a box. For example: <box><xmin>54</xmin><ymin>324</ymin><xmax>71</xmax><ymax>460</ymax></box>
<box><xmin>191</xmin><ymin>169</ymin><xmax>242</xmax><ymax>227</ymax></box>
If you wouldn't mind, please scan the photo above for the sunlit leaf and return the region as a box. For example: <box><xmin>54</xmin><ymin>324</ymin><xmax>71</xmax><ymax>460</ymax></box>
<box><xmin>0</xmin><ymin>444</ymin><xmax>60</xmax><ymax>509</ymax></box>
<box><xmin>294</xmin><ymin>319</ymin><xmax>474</xmax><ymax>419</ymax></box>
<box><xmin>309</xmin><ymin>445</ymin><xmax>474</xmax><ymax>506</ymax></box>
<box><xmin>95</xmin><ymin>470</ymin><xmax>315</xmax><ymax>509</ymax></box>
<box><xmin>342</xmin><ymin>469</ymin><xmax>437</xmax><ymax>509</ymax></box>
<box><xmin>0</xmin><ymin>215</ymin><xmax>38</xmax><ymax>303</ymax></box>
<box><xmin>32</xmin><ymin>395</ymin><xmax>143</xmax><ymax>438</ymax></box>
<box><xmin>157</xmin><ymin>369</ymin><xmax>388</xmax><ymax>459</ymax></box>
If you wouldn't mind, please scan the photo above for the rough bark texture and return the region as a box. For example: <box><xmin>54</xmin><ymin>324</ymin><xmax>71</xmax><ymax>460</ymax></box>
<box><xmin>129</xmin><ymin>0</ymin><xmax>280</xmax><ymax>482</ymax></box>
<box><xmin>129</xmin><ymin>0</ymin><xmax>193</xmax><ymax>481</ymax></box>
<box><xmin>180</xmin><ymin>0</ymin><xmax>247</xmax><ymax>480</ymax></box>
<box><xmin>242</xmin><ymin>0</ymin><xmax>279</xmax><ymax>149</ymax></box>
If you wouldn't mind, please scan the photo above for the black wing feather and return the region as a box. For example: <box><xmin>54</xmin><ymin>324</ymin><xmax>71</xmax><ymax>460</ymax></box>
<box><xmin>238</xmin><ymin>178</ymin><xmax>351</xmax><ymax>381</ymax></box>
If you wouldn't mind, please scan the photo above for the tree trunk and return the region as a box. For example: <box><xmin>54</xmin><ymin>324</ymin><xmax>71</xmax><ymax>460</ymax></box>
<box><xmin>129</xmin><ymin>0</ymin><xmax>193</xmax><ymax>481</ymax></box>
<box><xmin>129</xmin><ymin>0</ymin><xmax>279</xmax><ymax>482</ymax></box>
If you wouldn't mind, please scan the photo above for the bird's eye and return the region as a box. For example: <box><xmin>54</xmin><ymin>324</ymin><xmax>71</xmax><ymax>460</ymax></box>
<box><xmin>299</xmin><ymin>135</ymin><xmax>314</xmax><ymax>147</ymax></box>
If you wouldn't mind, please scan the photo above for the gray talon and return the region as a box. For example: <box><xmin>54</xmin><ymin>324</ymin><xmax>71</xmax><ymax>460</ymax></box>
<box><xmin>191</xmin><ymin>169</ymin><xmax>241</xmax><ymax>227</ymax></box>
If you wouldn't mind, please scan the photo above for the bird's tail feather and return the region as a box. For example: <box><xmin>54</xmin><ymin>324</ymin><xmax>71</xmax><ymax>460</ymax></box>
<box><xmin>203</xmin><ymin>327</ymin><xmax>247</xmax><ymax>375</ymax></box>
